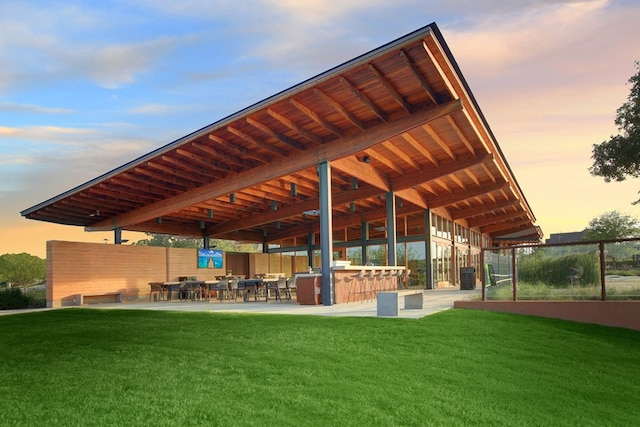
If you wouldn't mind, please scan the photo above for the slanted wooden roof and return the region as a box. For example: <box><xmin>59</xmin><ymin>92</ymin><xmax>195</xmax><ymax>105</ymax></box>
<box><xmin>21</xmin><ymin>23</ymin><xmax>541</xmax><ymax>244</ymax></box>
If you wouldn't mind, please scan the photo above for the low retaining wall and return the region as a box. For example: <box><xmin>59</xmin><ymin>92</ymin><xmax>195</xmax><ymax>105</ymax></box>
<box><xmin>454</xmin><ymin>300</ymin><xmax>640</xmax><ymax>331</ymax></box>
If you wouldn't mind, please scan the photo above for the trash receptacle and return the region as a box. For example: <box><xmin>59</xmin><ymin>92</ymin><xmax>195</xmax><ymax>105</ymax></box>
<box><xmin>460</xmin><ymin>267</ymin><xmax>476</xmax><ymax>290</ymax></box>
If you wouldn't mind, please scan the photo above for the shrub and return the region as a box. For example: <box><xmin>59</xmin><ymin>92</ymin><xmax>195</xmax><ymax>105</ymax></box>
<box><xmin>519</xmin><ymin>252</ymin><xmax>599</xmax><ymax>286</ymax></box>
<box><xmin>0</xmin><ymin>287</ymin><xmax>31</xmax><ymax>310</ymax></box>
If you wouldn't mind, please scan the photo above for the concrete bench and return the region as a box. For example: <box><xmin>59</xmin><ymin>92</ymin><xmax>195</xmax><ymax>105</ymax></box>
<box><xmin>377</xmin><ymin>290</ymin><xmax>423</xmax><ymax>317</ymax></box>
<box><xmin>75</xmin><ymin>292</ymin><xmax>123</xmax><ymax>306</ymax></box>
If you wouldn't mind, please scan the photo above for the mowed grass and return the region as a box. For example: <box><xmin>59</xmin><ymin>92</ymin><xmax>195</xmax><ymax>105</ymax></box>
<box><xmin>1</xmin><ymin>308</ymin><xmax>639</xmax><ymax>426</ymax></box>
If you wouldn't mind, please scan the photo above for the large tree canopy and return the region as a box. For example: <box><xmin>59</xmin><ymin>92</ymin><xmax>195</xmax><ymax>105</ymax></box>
<box><xmin>582</xmin><ymin>210</ymin><xmax>640</xmax><ymax>241</ymax></box>
<box><xmin>590</xmin><ymin>61</ymin><xmax>640</xmax><ymax>202</ymax></box>
<box><xmin>0</xmin><ymin>253</ymin><xmax>46</xmax><ymax>292</ymax></box>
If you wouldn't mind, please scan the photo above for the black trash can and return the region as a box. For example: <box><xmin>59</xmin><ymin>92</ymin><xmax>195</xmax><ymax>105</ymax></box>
<box><xmin>460</xmin><ymin>267</ymin><xmax>476</xmax><ymax>290</ymax></box>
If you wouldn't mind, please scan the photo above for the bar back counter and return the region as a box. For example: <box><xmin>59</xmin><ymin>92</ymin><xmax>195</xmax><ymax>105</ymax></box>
<box><xmin>295</xmin><ymin>264</ymin><xmax>406</xmax><ymax>305</ymax></box>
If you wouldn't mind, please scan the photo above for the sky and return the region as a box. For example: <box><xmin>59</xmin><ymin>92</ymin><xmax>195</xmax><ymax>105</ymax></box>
<box><xmin>2</xmin><ymin>0</ymin><xmax>640</xmax><ymax>259</ymax></box>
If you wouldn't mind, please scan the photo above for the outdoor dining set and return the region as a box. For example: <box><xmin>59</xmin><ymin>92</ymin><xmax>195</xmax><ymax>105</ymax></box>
<box><xmin>148</xmin><ymin>275</ymin><xmax>296</xmax><ymax>303</ymax></box>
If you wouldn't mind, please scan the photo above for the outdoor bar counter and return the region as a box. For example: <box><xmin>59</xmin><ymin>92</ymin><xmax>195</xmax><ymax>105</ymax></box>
<box><xmin>295</xmin><ymin>264</ymin><xmax>405</xmax><ymax>305</ymax></box>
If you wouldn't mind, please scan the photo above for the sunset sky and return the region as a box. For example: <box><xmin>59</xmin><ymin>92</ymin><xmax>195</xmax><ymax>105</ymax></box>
<box><xmin>2</xmin><ymin>0</ymin><xmax>640</xmax><ymax>258</ymax></box>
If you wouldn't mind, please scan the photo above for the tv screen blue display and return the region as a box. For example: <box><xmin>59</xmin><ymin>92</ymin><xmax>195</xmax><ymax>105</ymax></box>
<box><xmin>197</xmin><ymin>249</ymin><xmax>223</xmax><ymax>269</ymax></box>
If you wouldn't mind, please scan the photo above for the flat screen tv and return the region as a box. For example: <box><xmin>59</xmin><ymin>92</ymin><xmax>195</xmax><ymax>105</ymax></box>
<box><xmin>197</xmin><ymin>248</ymin><xmax>223</xmax><ymax>269</ymax></box>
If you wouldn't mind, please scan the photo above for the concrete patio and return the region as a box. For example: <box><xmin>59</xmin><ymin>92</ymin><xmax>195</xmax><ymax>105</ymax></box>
<box><xmin>1</xmin><ymin>288</ymin><xmax>481</xmax><ymax>319</ymax></box>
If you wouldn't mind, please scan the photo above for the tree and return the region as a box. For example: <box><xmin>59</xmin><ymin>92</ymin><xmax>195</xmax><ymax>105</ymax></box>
<box><xmin>132</xmin><ymin>233</ymin><xmax>260</xmax><ymax>253</ymax></box>
<box><xmin>133</xmin><ymin>233</ymin><xmax>201</xmax><ymax>248</ymax></box>
<box><xmin>590</xmin><ymin>61</ymin><xmax>640</xmax><ymax>203</ymax></box>
<box><xmin>582</xmin><ymin>210</ymin><xmax>640</xmax><ymax>241</ymax></box>
<box><xmin>0</xmin><ymin>253</ymin><xmax>46</xmax><ymax>293</ymax></box>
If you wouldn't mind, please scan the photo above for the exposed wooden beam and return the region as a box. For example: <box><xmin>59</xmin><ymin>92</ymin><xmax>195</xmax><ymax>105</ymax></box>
<box><xmin>209</xmin><ymin>185</ymin><xmax>383</xmax><ymax>237</ymax></box>
<box><xmin>467</xmin><ymin>210</ymin><xmax>524</xmax><ymax>229</ymax></box>
<box><xmin>446</xmin><ymin>115</ymin><xmax>475</xmax><ymax>156</ymax></box>
<box><xmin>429</xmin><ymin>180</ymin><xmax>509</xmax><ymax>209</ymax></box>
<box><xmin>246</xmin><ymin>117</ymin><xmax>307</xmax><ymax>151</ymax></box>
<box><xmin>482</xmin><ymin>218</ymin><xmax>531</xmax><ymax>235</ymax></box>
<box><xmin>290</xmin><ymin>98</ymin><xmax>344</xmax><ymax>137</ymax></box>
<box><xmin>401</xmin><ymin>133</ymin><xmax>439</xmax><ymax>166</ymax></box>
<box><xmin>395</xmin><ymin>188</ymin><xmax>428</xmax><ymax>209</ymax></box>
<box><xmin>368</xmin><ymin>63</ymin><xmax>412</xmax><ymax>114</ymax></box>
<box><xmin>382</xmin><ymin>140</ymin><xmax>420</xmax><ymax>171</ymax></box>
<box><xmin>423</xmin><ymin>123</ymin><xmax>456</xmax><ymax>160</ymax></box>
<box><xmin>450</xmin><ymin>199</ymin><xmax>517</xmax><ymax>220</ymax></box>
<box><xmin>266</xmin><ymin>108</ymin><xmax>323</xmax><ymax>144</ymax></box>
<box><xmin>361</xmin><ymin>148</ymin><xmax>404</xmax><ymax>175</ymax></box>
<box><xmin>340</xmin><ymin>76</ymin><xmax>388</xmax><ymax>122</ymax></box>
<box><xmin>331</xmin><ymin>156</ymin><xmax>391</xmax><ymax>191</ymax></box>
<box><xmin>189</xmin><ymin>142</ymin><xmax>249</xmax><ymax>169</ymax></box>
<box><xmin>208</xmin><ymin>132</ymin><xmax>270</xmax><ymax>164</ymax></box>
<box><xmin>391</xmin><ymin>153</ymin><xmax>492</xmax><ymax>191</ymax></box>
<box><xmin>400</xmin><ymin>49</ymin><xmax>438</xmax><ymax>105</ymax></box>
<box><xmin>176</xmin><ymin>148</ymin><xmax>233</xmax><ymax>174</ymax></box>
<box><xmin>86</xmin><ymin>99</ymin><xmax>462</xmax><ymax>232</ymax></box>
<box><xmin>422</xmin><ymin>38</ymin><xmax>458</xmax><ymax>100</ymax></box>
<box><xmin>227</xmin><ymin>125</ymin><xmax>289</xmax><ymax>157</ymax></box>
<box><xmin>314</xmin><ymin>88</ymin><xmax>365</xmax><ymax>130</ymax></box>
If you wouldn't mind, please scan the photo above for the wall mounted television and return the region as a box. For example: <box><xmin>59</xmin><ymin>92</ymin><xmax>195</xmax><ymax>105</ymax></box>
<box><xmin>197</xmin><ymin>248</ymin><xmax>223</xmax><ymax>269</ymax></box>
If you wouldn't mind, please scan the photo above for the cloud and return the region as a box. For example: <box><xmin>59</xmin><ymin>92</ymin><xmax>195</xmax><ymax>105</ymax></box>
<box><xmin>0</xmin><ymin>102</ymin><xmax>73</xmax><ymax>114</ymax></box>
<box><xmin>128</xmin><ymin>103</ymin><xmax>183</xmax><ymax>115</ymax></box>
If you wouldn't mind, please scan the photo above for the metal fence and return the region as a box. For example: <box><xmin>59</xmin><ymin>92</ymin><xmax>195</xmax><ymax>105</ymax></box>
<box><xmin>481</xmin><ymin>238</ymin><xmax>640</xmax><ymax>301</ymax></box>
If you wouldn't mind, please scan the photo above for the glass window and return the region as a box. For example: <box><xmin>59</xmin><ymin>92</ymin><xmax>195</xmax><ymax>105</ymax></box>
<box><xmin>367</xmin><ymin>244</ymin><xmax>386</xmax><ymax>266</ymax></box>
<box><xmin>347</xmin><ymin>247</ymin><xmax>362</xmax><ymax>265</ymax></box>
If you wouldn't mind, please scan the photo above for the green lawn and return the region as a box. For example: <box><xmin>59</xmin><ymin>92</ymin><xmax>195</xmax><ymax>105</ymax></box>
<box><xmin>1</xmin><ymin>308</ymin><xmax>638</xmax><ymax>426</ymax></box>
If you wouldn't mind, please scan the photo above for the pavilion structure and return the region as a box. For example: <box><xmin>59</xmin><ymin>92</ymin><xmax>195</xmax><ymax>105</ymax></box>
<box><xmin>21</xmin><ymin>23</ymin><xmax>541</xmax><ymax>305</ymax></box>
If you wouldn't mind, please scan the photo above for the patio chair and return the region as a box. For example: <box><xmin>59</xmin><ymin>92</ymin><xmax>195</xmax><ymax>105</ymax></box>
<box><xmin>179</xmin><ymin>281</ymin><xmax>194</xmax><ymax>301</ymax></box>
<box><xmin>277</xmin><ymin>277</ymin><xmax>289</xmax><ymax>301</ymax></box>
<box><xmin>210</xmin><ymin>278</ymin><xmax>229</xmax><ymax>301</ymax></box>
<box><xmin>149</xmin><ymin>282</ymin><xmax>164</xmax><ymax>301</ymax></box>
<box><xmin>266</xmin><ymin>278</ymin><xmax>283</xmax><ymax>301</ymax></box>
<box><xmin>286</xmin><ymin>277</ymin><xmax>296</xmax><ymax>300</ymax></box>
<box><xmin>166</xmin><ymin>283</ymin><xmax>182</xmax><ymax>301</ymax></box>
<box><xmin>229</xmin><ymin>278</ymin><xmax>245</xmax><ymax>302</ymax></box>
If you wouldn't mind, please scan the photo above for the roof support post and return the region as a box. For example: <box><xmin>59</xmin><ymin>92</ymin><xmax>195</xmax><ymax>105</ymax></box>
<box><xmin>386</xmin><ymin>192</ymin><xmax>397</xmax><ymax>266</ymax></box>
<box><xmin>114</xmin><ymin>228</ymin><xmax>122</xmax><ymax>245</ymax></box>
<box><xmin>318</xmin><ymin>161</ymin><xmax>334</xmax><ymax>306</ymax></box>
<box><xmin>306</xmin><ymin>232</ymin><xmax>314</xmax><ymax>269</ymax></box>
<box><xmin>361</xmin><ymin>221</ymin><xmax>368</xmax><ymax>265</ymax></box>
<box><xmin>424</xmin><ymin>210</ymin><xmax>434</xmax><ymax>289</ymax></box>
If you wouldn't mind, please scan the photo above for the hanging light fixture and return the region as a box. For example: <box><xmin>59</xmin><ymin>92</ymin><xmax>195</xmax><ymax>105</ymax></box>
<box><xmin>230</xmin><ymin>193</ymin><xmax>236</xmax><ymax>203</ymax></box>
<box><xmin>207</xmin><ymin>209</ymin><xmax>214</xmax><ymax>219</ymax></box>
<box><xmin>350</xmin><ymin>177</ymin><xmax>358</xmax><ymax>190</ymax></box>
<box><xmin>290</xmin><ymin>183</ymin><xmax>297</xmax><ymax>197</ymax></box>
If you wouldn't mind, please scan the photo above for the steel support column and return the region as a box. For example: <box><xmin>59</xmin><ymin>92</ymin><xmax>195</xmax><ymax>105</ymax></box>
<box><xmin>318</xmin><ymin>162</ymin><xmax>334</xmax><ymax>305</ymax></box>
<box><xmin>386</xmin><ymin>192</ymin><xmax>397</xmax><ymax>266</ymax></box>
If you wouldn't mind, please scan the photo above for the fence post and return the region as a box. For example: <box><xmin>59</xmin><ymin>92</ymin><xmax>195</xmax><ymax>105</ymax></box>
<box><xmin>599</xmin><ymin>242</ymin><xmax>606</xmax><ymax>301</ymax></box>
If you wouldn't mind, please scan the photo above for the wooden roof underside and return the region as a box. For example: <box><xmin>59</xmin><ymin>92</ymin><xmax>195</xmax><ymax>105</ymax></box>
<box><xmin>21</xmin><ymin>23</ymin><xmax>541</xmax><ymax>244</ymax></box>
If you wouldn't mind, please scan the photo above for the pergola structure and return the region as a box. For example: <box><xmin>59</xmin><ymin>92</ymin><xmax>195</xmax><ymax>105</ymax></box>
<box><xmin>22</xmin><ymin>23</ymin><xmax>541</xmax><ymax>301</ymax></box>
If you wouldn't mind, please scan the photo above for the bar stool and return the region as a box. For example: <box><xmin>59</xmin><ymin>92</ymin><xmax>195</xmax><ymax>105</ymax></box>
<box><xmin>355</xmin><ymin>270</ymin><xmax>368</xmax><ymax>303</ymax></box>
<box><xmin>382</xmin><ymin>270</ymin><xmax>394</xmax><ymax>292</ymax></box>
<box><xmin>343</xmin><ymin>272</ymin><xmax>355</xmax><ymax>303</ymax></box>
<box><xmin>363</xmin><ymin>269</ymin><xmax>376</xmax><ymax>301</ymax></box>
<box><xmin>390</xmin><ymin>269</ymin><xmax>401</xmax><ymax>291</ymax></box>
<box><xmin>373</xmin><ymin>270</ymin><xmax>384</xmax><ymax>298</ymax></box>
